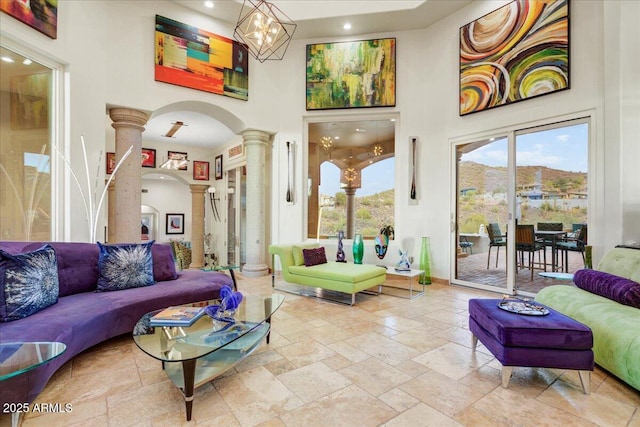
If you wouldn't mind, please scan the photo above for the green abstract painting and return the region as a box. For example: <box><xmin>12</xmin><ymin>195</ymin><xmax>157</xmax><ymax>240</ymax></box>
<box><xmin>306</xmin><ymin>38</ymin><xmax>396</xmax><ymax>110</ymax></box>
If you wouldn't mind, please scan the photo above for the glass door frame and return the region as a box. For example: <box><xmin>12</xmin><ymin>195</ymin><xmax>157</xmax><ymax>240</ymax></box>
<box><xmin>226</xmin><ymin>164</ymin><xmax>246</xmax><ymax>269</ymax></box>
<box><xmin>450</xmin><ymin>113</ymin><xmax>594</xmax><ymax>296</ymax></box>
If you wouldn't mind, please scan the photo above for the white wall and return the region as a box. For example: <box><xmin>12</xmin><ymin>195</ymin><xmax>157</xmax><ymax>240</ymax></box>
<box><xmin>268</xmin><ymin>0</ymin><xmax>639</xmax><ymax>278</ymax></box>
<box><xmin>1</xmin><ymin>1</ymin><xmax>637</xmax><ymax>278</ymax></box>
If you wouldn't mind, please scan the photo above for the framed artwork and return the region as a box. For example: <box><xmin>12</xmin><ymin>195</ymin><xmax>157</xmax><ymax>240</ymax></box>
<box><xmin>155</xmin><ymin>15</ymin><xmax>249</xmax><ymax>101</ymax></box>
<box><xmin>141</xmin><ymin>212</ymin><xmax>156</xmax><ymax>241</ymax></box>
<box><xmin>141</xmin><ymin>148</ymin><xmax>156</xmax><ymax>168</ymax></box>
<box><xmin>168</xmin><ymin>151</ymin><xmax>188</xmax><ymax>170</ymax></box>
<box><xmin>193</xmin><ymin>160</ymin><xmax>210</xmax><ymax>181</ymax></box>
<box><xmin>10</xmin><ymin>73</ymin><xmax>50</xmax><ymax>130</ymax></box>
<box><xmin>166</xmin><ymin>213</ymin><xmax>184</xmax><ymax>234</ymax></box>
<box><xmin>1</xmin><ymin>0</ymin><xmax>58</xmax><ymax>39</ymax></box>
<box><xmin>459</xmin><ymin>0</ymin><xmax>569</xmax><ymax>116</ymax></box>
<box><xmin>106</xmin><ymin>152</ymin><xmax>116</xmax><ymax>174</ymax></box>
<box><xmin>214</xmin><ymin>155</ymin><xmax>223</xmax><ymax>180</ymax></box>
<box><xmin>306</xmin><ymin>38</ymin><xmax>396</xmax><ymax>110</ymax></box>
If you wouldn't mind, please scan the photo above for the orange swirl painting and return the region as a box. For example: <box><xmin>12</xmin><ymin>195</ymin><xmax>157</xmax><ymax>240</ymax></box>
<box><xmin>459</xmin><ymin>0</ymin><xmax>569</xmax><ymax>116</ymax></box>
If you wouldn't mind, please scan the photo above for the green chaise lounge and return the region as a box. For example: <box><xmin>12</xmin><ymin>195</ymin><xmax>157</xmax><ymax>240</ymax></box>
<box><xmin>269</xmin><ymin>243</ymin><xmax>386</xmax><ymax>305</ymax></box>
<box><xmin>535</xmin><ymin>247</ymin><xmax>640</xmax><ymax>391</ymax></box>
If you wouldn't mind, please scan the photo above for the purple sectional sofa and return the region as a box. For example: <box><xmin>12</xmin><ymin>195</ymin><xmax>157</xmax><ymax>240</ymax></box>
<box><xmin>0</xmin><ymin>241</ymin><xmax>233</xmax><ymax>407</ymax></box>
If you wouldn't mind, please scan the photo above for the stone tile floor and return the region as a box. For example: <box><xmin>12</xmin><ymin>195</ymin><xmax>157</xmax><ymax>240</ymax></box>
<box><xmin>2</xmin><ymin>275</ymin><xmax>638</xmax><ymax>427</ymax></box>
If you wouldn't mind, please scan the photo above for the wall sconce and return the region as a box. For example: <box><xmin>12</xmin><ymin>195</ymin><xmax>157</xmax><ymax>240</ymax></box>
<box><xmin>286</xmin><ymin>141</ymin><xmax>294</xmax><ymax>204</ymax></box>
<box><xmin>233</xmin><ymin>0</ymin><xmax>297</xmax><ymax>62</ymax></box>
<box><xmin>207</xmin><ymin>187</ymin><xmax>221</xmax><ymax>222</ymax></box>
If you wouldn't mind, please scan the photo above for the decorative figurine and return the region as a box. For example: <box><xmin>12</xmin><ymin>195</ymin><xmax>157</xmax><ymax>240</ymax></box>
<box><xmin>395</xmin><ymin>249</ymin><xmax>411</xmax><ymax>271</ymax></box>
<box><xmin>336</xmin><ymin>230</ymin><xmax>346</xmax><ymax>262</ymax></box>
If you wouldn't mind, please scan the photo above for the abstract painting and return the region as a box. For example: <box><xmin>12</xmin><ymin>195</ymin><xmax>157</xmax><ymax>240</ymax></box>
<box><xmin>459</xmin><ymin>0</ymin><xmax>569</xmax><ymax>116</ymax></box>
<box><xmin>155</xmin><ymin>15</ymin><xmax>249</xmax><ymax>100</ymax></box>
<box><xmin>1</xmin><ymin>0</ymin><xmax>58</xmax><ymax>39</ymax></box>
<box><xmin>306</xmin><ymin>38</ymin><xmax>396</xmax><ymax>110</ymax></box>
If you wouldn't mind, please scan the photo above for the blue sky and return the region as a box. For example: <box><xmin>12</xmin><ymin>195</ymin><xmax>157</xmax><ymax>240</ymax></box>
<box><xmin>320</xmin><ymin>123</ymin><xmax>587</xmax><ymax>197</ymax></box>
<box><xmin>320</xmin><ymin>157</ymin><xmax>395</xmax><ymax>197</ymax></box>
<box><xmin>462</xmin><ymin>123</ymin><xmax>588</xmax><ymax>173</ymax></box>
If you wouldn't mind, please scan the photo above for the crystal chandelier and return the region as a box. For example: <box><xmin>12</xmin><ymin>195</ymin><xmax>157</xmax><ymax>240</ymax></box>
<box><xmin>233</xmin><ymin>0</ymin><xmax>297</xmax><ymax>62</ymax></box>
<box><xmin>320</xmin><ymin>136</ymin><xmax>333</xmax><ymax>152</ymax></box>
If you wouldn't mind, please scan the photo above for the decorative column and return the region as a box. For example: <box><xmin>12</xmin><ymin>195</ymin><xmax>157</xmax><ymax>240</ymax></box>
<box><xmin>106</xmin><ymin>181</ymin><xmax>116</xmax><ymax>243</ymax></box>
<box><xmin>242</xmin><ymin>130</ymin><xmax>270</xmax><ymax>277</ymax></box>
<box><xmin>109</xmin><ymin>108</ymin><xmax>148</xmax><ymax>243</ymax></box>
<box><xmin>189</xmin><ymin>184</ymin><xmax>208</xmax><ymax>269</ymax></box>
<box><xmin>345</xmin><ymin>188</ymin><xmax>357</xmax><ymax>239</ymax></box>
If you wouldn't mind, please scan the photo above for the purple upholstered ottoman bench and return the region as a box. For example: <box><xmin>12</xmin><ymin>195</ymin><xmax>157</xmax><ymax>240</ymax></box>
<box><xmin>469</xmin><ymin>298</ymin><xmax>594</xmax><ymax>394</ymax></box>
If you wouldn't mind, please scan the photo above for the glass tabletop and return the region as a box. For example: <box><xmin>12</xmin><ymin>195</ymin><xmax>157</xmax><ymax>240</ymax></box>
<box><xmin>0</xmin><ymin>342</ymin><xmax>67</xmax><ymax>381</ymax></box>
<box><xmin>133</xmin><ymin>294</ymin><xmax>284</xmax><ymax>363</ymax></box>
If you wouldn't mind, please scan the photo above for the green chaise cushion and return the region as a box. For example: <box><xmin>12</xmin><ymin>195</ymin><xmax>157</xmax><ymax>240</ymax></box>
<box><xmin>289</xmin><ymin>262</ymin><xmax>385</xmax><ymax>283</ymax></box>
<box><xmin>536</xmin><ymin>285</ymin><xmax>640</xmax><ymax>391</ymax></box>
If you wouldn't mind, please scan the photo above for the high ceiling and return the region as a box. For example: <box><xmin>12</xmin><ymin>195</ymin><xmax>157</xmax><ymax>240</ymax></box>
<box><xmin>1</xmin><ymin>2</ymin><xmax>473</xmax><ymax>151</ymax></box>
<box><xmin>147</xmin><ymin>0</ymin><xmax>471</xmax><ymax>149</ymax></box>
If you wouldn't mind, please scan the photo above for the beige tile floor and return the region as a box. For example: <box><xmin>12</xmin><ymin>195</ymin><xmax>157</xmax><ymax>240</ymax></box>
<box><xmin>2</xmin><ymin>274</ymin><xmax>639</xmax><ymax>427</ymax></box>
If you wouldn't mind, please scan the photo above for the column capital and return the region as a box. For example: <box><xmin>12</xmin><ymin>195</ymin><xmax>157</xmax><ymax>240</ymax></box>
<box><xmin>109</xmin><ymin>108</ymin><xmax>149</xmax><ymax>131</ymax></box>
<box><xmin>242</xmin><ymin>129</ymin><xmax>271</xmax><ymax>146</ymax></box>
<box><xmin>189</xmin><ymin>184</ymin><xmax>209</xmax><ymax>195</ymax></box>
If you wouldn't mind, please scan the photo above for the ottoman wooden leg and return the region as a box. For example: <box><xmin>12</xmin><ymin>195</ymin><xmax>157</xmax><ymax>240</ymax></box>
<box><xmin>471</xmin><ymin>335</ymin><xmax>478</xmax><ymax>351</ymax></box>
<box><xmin>578</xmin><ymin>370</ymin><xmax>591</xmax><ymax>395</ymax></box>
<box><xmin>502</xmin><ymin>366</ymin><xmax>513</xmax><ymax>388</ymax></box>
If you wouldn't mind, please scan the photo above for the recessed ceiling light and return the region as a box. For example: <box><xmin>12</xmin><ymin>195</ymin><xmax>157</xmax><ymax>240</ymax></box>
<box><xmin>1</xmin><ymin>56</ymin><xmax>15</xmax><ymax>63</ymax></box>
<box><xmin>204</xmin><ymin>1</ymin><xmax>214</xmax><ymax>8</ymax></box>
<box><xmin>390</xmin><ymin>118</ymin><xmax>396</xmax><ymax>122</ymax></box>
<box><xmin>22</xmin><ymin>59</ymin><xmax>33</xmax><ymax>65</ymax></box>
<box><xmin>343</xmin><ymin>22</ymin><xmax>352</xmax><ymax>30</ymax></box>
<box><xmin>334</xmin><ymin>136</ymin><xmax>340</xmax><ymax>140</ymax></box>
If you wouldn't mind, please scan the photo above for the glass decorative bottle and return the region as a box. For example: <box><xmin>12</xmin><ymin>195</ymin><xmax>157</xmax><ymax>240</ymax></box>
<box><xmin>419</xmin><ymin>236</ymin><xmax>432</xmax><ymax>284</ymax></box>
<box><xmin>353</xmin><ymin>233</ymin><xmax>364</xmax><ymax>264</ymax></box>
<box><xmin>584</xmin><ymin>245</ymin><xmax>593</xmax><ymax>269</ymax></box>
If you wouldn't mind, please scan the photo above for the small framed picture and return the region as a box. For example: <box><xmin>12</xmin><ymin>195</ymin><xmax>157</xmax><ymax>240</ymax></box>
<box><xmin>142</xmin><ymin>148</ymin><xmax>156</xmax><ymax>168</ymax></box>
<box><xmin>106</xmin><ymin>152</ymin><xmax>116</xmax><ymax>174</ymax></box>
<box><xmin>215</xmin><ymin>154</ymin><xmax>223</xmax><ymax>180</ymax></box>
<box><xmin>166</xmin><ymin>213</ymin><xmax>184</xmax><ymax>234</ymax></box>
<box><xmin>193</xmin><ymin>160</ymin><xmax>210</xmax><ymax>181</ymax></box>
<box><xmin>168</xmin><ymin>151</ymin><xmax>188</xmax><ymax>170</ymax></box>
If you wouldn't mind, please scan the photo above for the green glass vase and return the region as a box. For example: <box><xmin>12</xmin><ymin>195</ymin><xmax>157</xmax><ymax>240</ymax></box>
<box><xmin>419</xmin><ymin>236</ymin><xmax>432</xmax><ymax>284</ymax></box>
<box><xmin>353</xmin><ymin>233</ymin><xmax>364</xmax><ymax>264</ymax></box>
<box><xmin>584</xmin><ymin>245</ymin><xmax>593</xmax><ymax>269</ymax></box>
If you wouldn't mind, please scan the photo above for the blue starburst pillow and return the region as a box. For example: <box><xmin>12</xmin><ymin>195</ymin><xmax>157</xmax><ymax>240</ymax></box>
<box><xmin>96</xmin><ymin>241</ymin><xmax>155</xmax><ymax>292</ymax></box>
<box><xmin>0</xmin><ymin>244</ymin><xmax>59</xmax><ymax>322</ymax></box>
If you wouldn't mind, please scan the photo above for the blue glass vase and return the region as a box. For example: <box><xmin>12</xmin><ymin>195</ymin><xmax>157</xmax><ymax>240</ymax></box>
<box><xmin>353</xmin><ymin>234</ymin><xmax>364</xmax><ymax>264</ymax></box>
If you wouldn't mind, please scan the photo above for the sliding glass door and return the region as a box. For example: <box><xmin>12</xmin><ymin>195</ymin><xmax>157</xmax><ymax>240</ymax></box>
<box><xmin>452</xmin><ymin>118</ymin><xmax>589</xmax><ymax>296</ymax></box>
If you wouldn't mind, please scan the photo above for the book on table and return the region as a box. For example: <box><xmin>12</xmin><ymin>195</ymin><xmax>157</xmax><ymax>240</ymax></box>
<box><xmin>149</xmin><ymin>306</ymin><xmax>205</xmax><ymax>326</ymax></box>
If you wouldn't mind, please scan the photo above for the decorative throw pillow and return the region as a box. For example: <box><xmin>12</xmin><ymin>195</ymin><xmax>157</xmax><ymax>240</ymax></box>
<box><xmin>0</xmin><ymin>244</ymin><xmax>59</xmax><ymax>322</ymax></box>
<box><xmin>96</xmin><ymin>241</ymin><xmax>155</xmax><ymax>292</ymax></box>
<box><xmin>574</xmin><ymin>269</ymin><xmax>640</xmax><ymax>309</ymax></box>
<box><xmin>292</xmin><ymin>245</ymin><xmax>305</xmax><ymax>266</ymax></box>
<box><xmin>303</xmin><ymin>247</ymin><xmax>327</xmax><ymax>267</ymax></box>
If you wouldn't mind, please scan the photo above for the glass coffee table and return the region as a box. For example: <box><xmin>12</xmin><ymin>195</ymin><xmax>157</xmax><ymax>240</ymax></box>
<box><xmin>0</xmin><ymin>342</ymin><xmax>67</xmax><ymax>427</ymax></box>
<box><xmin>132</xmin><ymin>294</ymin><xmax>284</xmax><ymax>421</ymax></box>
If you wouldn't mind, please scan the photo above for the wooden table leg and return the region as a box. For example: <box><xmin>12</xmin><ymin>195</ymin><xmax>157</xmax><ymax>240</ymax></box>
<box><xmin>182</xmin><ymin>359</ymin><xmax>196</xmax><ymax>421</ymax></box>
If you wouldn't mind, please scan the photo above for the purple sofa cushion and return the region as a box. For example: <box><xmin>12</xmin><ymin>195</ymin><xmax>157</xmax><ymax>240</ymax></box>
<box><xmin>468</xmin><ymin>298</ymin><xmax>593</xmax><ymax>350</ymax></box>
<box><xmin>151</xmin><ymin>244</ymin><xmax>178</xmax><ymax>281</ymax></box>
<box><xmin>0</xmin><ymin>244</ymin><xmax>59</xmax><ymax>322</ymax></box>
<box><xmin>574</xmin><ymin>269</ymin><xmax>640</xmax><ymax>309</ymax></box>
<box><xmin>303</xmin><ymin>247</ymin><xmax>327</xmax><ymax>267</ymax></box>
<box><xmin>96</xmin><ymin>241</ymin><xmax>155</xmax><ymax>292</ymax></box>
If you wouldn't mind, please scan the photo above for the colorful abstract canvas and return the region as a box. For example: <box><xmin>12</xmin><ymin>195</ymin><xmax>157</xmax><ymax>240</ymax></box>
<box><xmin>155</xmin><ymin>15</ymin><xmax>249</xmax><ymax>100</ymax></box>
<box><xmin>459</xmin><ymin>0</ymin><xmax>569</xmax><ymax>116</ymax></box>
<box><xmin>306</xmin><ymin>38</ymin><xmax>396</xmax><ymax>110</ymax></box>
<box><xmin>1</xmin><ymin>0</ymin><xmax>58</xmax><ymax>39</ymax></box>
